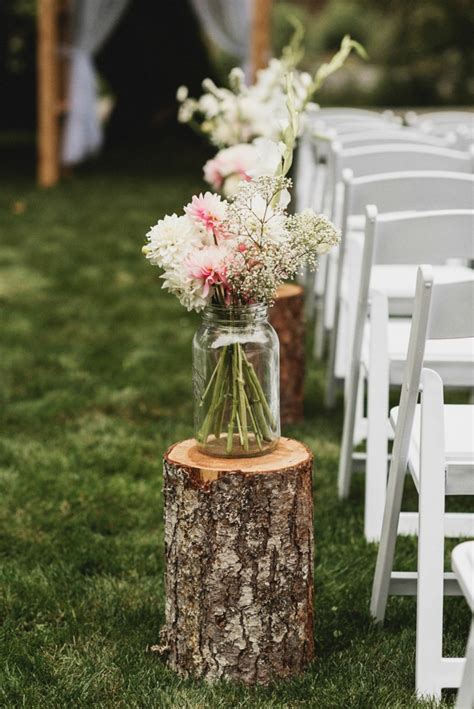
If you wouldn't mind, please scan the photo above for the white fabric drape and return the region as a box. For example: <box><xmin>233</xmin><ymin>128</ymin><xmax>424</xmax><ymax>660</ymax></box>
<box><xmin>61</xmin><ymin>0</ymin><xmax>129</xmax><ymax>165</ymax></box>
<box><xmin>190</xmin><ymin>0</ymin><xmax>252</xmax><ymax>71</ymax></box>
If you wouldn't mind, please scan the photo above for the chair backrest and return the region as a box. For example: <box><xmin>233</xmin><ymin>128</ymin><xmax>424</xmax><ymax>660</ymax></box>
<box><xmin>426</xmin><ymin>278</ymin><xmax>474</xmax><ymax>340</ymax></box>
<box><xmin>371</xmin><ymin>210</ymin><xmax>474</xmax><ymax>266</ymax></box>
<box><xmin>346</xmin><ymin>211</ymin><xmax>474</xmax><ymax>394</ymax></box>
<box><xmin>454</xmin><ymin>125</ymin><xmax>474</xmax><ymax>151</ymax></box>
<box><xmin>343</xmin><ymin>171</ymin><xmax>474</xmax><ymax>220</ymax></box>
<box><xmin>334</xmin><ymin>129</ymin><xmax>454</xmax><ymax>149</ymax></box>
<box><xmin>333</xmin><ymin>143</ymin><xmax>472</xmax><ymax>185</ymax></box>
<box><xmin>311</xmin><ymin>121</ymin><xmax>403</xmax><ymax>167</ymax></box>
<box><xmin>313</xmin><ymin>119</ymin><xmax>401</xmax><ymax>138</ymax></box>
<box><xmin>328</xmin><ymin>145</ymin><xmax>473</xmax><ymax>223</ymax></box>
<box><xmin>334</xmin><ymin>173</ymin><xmax>474</xmax><ymax>363</ymax></box>
<box><xmin>356</xmin><ymin>205</ymin><xmax>474</xmax><ymax>337</ymax></box>
<box><xmin>406</xmin><ymin>110</ymin><xmax>474</xmax><ymax>127</ymax></box>
<box><xmin>313</xmin><ymin>107</ymin><xmax>393</xmax><ymax>120</ymax></box>
<box><xmin>385</xmin><ymin>267</ymin><xmax>474</xmax><ymax>485</ymax></box>
<box><xmin>401</xmin><ymin>266</ymin><xmax>474</xmax><ymax>395</ymax></box>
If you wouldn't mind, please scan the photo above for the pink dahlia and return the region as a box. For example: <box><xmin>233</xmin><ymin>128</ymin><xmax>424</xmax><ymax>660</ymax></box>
<box><xmin>184</xmin><ymin>192</ymin><xmax>227</xmax><ymax>237</ymax></box>
<box><xmin>186</xmin><ymin>246</ymin><xmax>229</xmax><ymax>297</ymax></box>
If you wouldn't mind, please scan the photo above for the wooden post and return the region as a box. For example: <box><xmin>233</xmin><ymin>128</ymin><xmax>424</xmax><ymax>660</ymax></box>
<box><xmin>37</xmin><ymin>0</ymin><xmax>60</xmax><ymax>187</ymax></box>
<box><xmin>270</xmin><ymin>283</ymin><xmax>305</xmax><ymax>425</ymax></box>
<box><xmin>162</xmin><ymin>437</ymin><xmax>314</xmax><ymax>685</ymax></box>
<box><xmin>250</xmin><ymin>0</ymin><xmax>272</xmax><ymax>82</ymax></box>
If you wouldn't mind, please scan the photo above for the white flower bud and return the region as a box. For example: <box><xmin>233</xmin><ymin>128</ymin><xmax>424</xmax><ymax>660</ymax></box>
<box><xmin>176</xmin><ymin>85</ymin><xmax>188</xmax><ymax>102</ymax></box>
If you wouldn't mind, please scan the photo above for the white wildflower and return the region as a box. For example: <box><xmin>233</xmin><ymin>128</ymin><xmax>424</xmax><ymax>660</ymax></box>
<box><xmin>176</xmin><ymin>85</ymin><xmax>188</xmax><ymax>102</ymax></box>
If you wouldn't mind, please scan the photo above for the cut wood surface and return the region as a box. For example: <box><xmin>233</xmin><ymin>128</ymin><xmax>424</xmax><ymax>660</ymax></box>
<box><xmin>270</xmin><ymin>283</ymin><xmax>305</xmax><ymax>425</ymax></box>
<box><xmin>162</xmin><ymin>437</ymin><xmax>314</xmax><ymax>684</ymax></box>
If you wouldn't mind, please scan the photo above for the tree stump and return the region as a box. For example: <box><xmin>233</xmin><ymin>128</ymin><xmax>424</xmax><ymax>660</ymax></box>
<box><xmin>162</xmin><ymin>437</ymin><xmax>314</xmax><ymax>685</ymax></box>
<box><xmin>269</xmin><ymin>283</ymin><xmax>305</xmax><ymax>425</ymax></box>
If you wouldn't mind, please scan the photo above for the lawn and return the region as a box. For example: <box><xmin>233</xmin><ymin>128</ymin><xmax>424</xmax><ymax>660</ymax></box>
<box><xmin>0</xmin><ymin>133</ymin><xmax>468</xmax><ymax>708</ymax></box>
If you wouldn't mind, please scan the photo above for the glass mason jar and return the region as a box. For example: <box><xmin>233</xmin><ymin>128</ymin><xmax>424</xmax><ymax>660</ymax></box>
<box><xmin>193</xmin><ymin>304</ymin><xmax>280</xmax><ymax>458</ymax></box>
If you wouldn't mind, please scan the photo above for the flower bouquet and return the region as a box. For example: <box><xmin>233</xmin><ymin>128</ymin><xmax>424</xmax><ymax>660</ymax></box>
<box><xmin>177</xmin><ymin>23</ymin><xmax>366</xmax><ymax>147</ymax></box>
<box><xmin>178</xmin><ymin>32</ymin><xmax>366</xmax><ymax>197</ymax></box>
<box><xmin>176</xmin><ymin>20</ymin><xmax>310</xmax><ymax>148</ymax></box>
<box><xmin>144</xmin><ymin>90</ymin><xmax>340</xmax><ymax>457</ymax></box>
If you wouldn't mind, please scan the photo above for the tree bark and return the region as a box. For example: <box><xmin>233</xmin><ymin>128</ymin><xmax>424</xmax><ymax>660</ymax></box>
<box><xmin>162</xmin><ymin>437</ymin><xmax>314</xmax><ymax>685</ymax></box>
<box><xmin>270</xmin><ymin>284</ymin><xmax>305</xmax><ymax>425</ymax></box>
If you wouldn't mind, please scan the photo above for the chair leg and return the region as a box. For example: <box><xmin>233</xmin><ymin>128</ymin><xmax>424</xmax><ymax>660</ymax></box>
<box><xmin>313</xmin><ymin>256</ymin><xmax>328</xmax><ymax>358</ymax></box>
<box><xmin>305</xmin><ymin>269</ymin><xmax>317</xmax><ymax>320</ymax></box>
<box><xmin>416</xmin><ymin>372</ymin><xmax>446</xmax><ymax>699</ymax></box>
<box><xmin>313</xmin><ymin>300</ymin><xmax>326</xmax><ymax>360</ymax></box>
<box><xmin>325</xmin><ymin>252</ymin><xmax>339</xmax><ymax>408</ymax></box>
<box><xmin>369</xmin><ymin>449</ymin><xmax>407</xmax><ymax>622</ymax></box>
<box><xmin>455</xmin><ymin>622</ymin><xmax>474</xmax><ymax>709</ymax></box>
<box><xmin>364</xmin><ymin>310</ymin><xmax>390</xmax><ymax>542</ymax></box>
<box><xmin>325</xmin><ymin>326</ymin><xmax>338</xmax><ymax>408</ymax></box>
<box><xmin>415</xmin><ymin>480</ymin><xmax>446</xmax><ymax>698</ymax></box>
<box><xmin>338</xmin><ymin>359</ymin><xmax>363</xmax><ymax>499</ymax></box>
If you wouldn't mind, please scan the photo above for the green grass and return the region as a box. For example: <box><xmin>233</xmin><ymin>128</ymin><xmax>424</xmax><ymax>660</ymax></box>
<box><xmin>0</xmin><ymin>135</ymin><xmax>469</xmax><ymax>707</ymax></box>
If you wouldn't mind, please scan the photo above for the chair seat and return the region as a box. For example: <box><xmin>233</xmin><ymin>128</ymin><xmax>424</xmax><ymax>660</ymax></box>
<box><xmin>341</xmin><ymin>259</ymin><xmax>473</xmax><ymax>314</ymax></box>
<box><xmin>390</xmin><ymin>405</ymin><xmax>474</xmax><ymax>495</ymax></box>
<box><xmin>362</xmin><ymin>320</ymin><xmax>474</xmax><ymax>387</ymax></box>
<box><xmin>345</xmin><ymin>229</ymin><xmax>474</xmax><ymax>314</ymax></box>
<box><xmin>452</xmin><ymin>541</ymin><xmax>474</xmax><ymax>611</ymax></box>
<box><xmin>370</xmin><ymin>265</ymin><xmax>474</xmax><ymax>315</ymax></box>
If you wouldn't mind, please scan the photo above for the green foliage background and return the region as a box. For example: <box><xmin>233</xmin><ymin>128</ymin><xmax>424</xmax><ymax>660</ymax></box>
<box><xmin>270</xmin><ymin>0</ymin><xmax>474</xmax><ymax>106</ymax></box>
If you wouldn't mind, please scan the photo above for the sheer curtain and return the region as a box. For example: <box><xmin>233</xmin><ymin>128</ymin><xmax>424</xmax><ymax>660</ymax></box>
<box><xmin>190</xmin><ymin>0</ymin><xmax>252</xmax><ymax>75</ymax></box>
<box><xmin>61</xmin><ymin>0</ymin><xmax>129</xmax><ymax>165</ymax></box>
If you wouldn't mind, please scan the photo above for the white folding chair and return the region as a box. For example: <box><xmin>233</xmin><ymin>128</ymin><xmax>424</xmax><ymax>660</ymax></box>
<box><xmin>314</xmin><ymin>146</ymin><xmax>472</xmax><ymax>359</ymax></box>
<box><xmin>406</xmin><ymin>110</ymin><xmax>474</xmax><ymax>129</ymax></box>
<box><xmin>298</xmin><ymin>108</ymin><xmax>396</xmax><ymax>215</ymax></box>
<box><xmin>452</xmin><ymin>541</ymin><xmax>474</xmax><ymax>709</ymax></box>
<box><xmin>324</xmin><ymin>171</ymin><xmax>474</xmax><ymax>404</ymax></box>
<box><xmin>406</xmin><ymin>111</ymin><xmax>474</xmax><ymax>150</ymax></box>
<box><xmin>454</xmin><ymin>125</ymin><xmax>474</xmax><ymax>152</ymax></box>
<box><xmin>309</xmin><ymin>117</ymin><xmax>402</xmax><ymax>184</ymax></box>
<box><xmin>306</xmin><ymin>123</ymin><xmax>406</xmax><ymax>320</ymax></box>
<box><xmin>319</xmin><ymin>145</ymin><xmax>473</xmax><ymax>365</ymax></box>
<box><xmin>312</xmin><ymin>107</ymin><xmax>396</xmax><ymax>121</ymax></box>
<box><xmin>333</xmin><ymin>128</ymin><xmax>456</xmax><ymax>150</ymax></box>
<box><xmin>337</xmin><ymin>209</ymin><xmax>474</xmax><ymax>540</ymax></box>
<box><xmin>370</xmin><ymin>268</ymin><xmax>474</xmax><ymax>698</ymax></box>
<box><xmin>327</xmin><ymin>143</ymin><xmax>473</xmax><ymax>223</ymax></box>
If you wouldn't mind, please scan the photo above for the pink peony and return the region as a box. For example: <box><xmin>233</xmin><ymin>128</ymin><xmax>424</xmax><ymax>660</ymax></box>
<box><xmin>203</xmin><ymin>159</ymin><xmax>224</xmax><ymax>190</ymax></box>
<box><xmin>184</xmin><ymin>192</ymin><xmax>227</xmax><ymax>237</ymax></box>
<box><xmin>203</xmin><ymin>144</ymin><xmax>257</xmax><ymax>195</ymax></box>
<box><xmin>186</xmin><ymin>246</ymin><xmax>229</xmax><ymax>297</ymax></box>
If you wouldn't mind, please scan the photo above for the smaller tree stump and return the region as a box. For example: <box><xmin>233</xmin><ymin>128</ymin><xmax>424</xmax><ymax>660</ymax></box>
<box><xmin>162</xmin><ymin>437</ymin><xmax>314</xmax><ymax>685</ymax></box>
<box><xmin>269</xmin><ymin>283</ymin><xmax>305</xmax><ymax>425</ymax></box>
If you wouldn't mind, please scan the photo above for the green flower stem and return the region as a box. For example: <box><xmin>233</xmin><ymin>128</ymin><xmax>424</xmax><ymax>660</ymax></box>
<box><xmin>199</xmin><ymin>359</ymin><xmax>220</xmax><ymax>406</ymax></box>
<box><xmin>244</xmin><ymin>388</ymin><xmax>263</xmax><ymax>451</ymax></box>
<box><xmin>197</xmin><ymin>345</ymin><xmax>228</xmax><ymax>442</ymax></box>
<box><xmin>226</xmin><ymin>347</ymin><xmax>238</xmax><ymax>453</ymax></box>
<box><xmin>242</xmin><ymin>352</ymin><xmax>276</xmax><ymax>429</ymax></box>
<box><xmin>198</xmin><ymin>342</ymin><xmax>274</xmax><ymax>454</ymax></box>
<box><xmin>213</xmin><ymin>360</ymin><xmax>229</xmax><ymax>439</ymax></box>
<box><xmin>241</xmin><ymin>358</ymin><xmax>272</xmax><ymax>441</ymax></box>
<box><xmin>237</xmin><ymin>345</ymin><xmax>249</xmax><ymax>451</ymax></box>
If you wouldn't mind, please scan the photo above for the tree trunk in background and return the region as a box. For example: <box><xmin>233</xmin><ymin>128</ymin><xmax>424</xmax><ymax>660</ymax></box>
<box><xmin>250</xmin><ymin>0</ymin><xmax>272</xmax><ymax>82</ymax></box>
<box><xmin>270</xmin><ymin>284</ymin><xmax>305</xmax><ymax>425</ymax></box>
<box><xmin>162</xmin><ymin>437</ymin><xmax>314</xmax><ymax>685</ymax></box>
